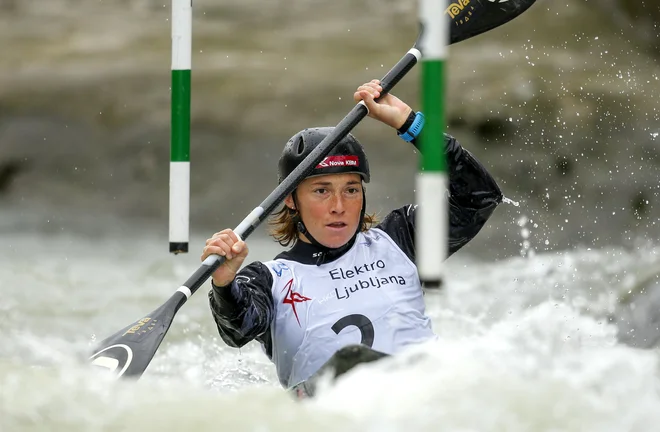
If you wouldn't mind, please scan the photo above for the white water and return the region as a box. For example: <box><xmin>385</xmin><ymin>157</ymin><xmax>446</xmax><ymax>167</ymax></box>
<box><xmin>2</xmin><ymin>208</ymin><xmax>660</xmax><ymax>431</ymax></box>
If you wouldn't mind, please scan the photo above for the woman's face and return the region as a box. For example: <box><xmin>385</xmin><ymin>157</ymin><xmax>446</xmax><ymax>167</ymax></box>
<box><xmin>285</xmin><ymin>173</ymin><xmax>363</xmax><ymax>248</ymax></box>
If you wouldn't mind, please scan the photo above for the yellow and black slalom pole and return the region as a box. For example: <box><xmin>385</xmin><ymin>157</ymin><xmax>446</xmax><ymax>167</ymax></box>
<box><xmin>169</xmin><ymin>0</ymin><xmax>192</xmax><ymax>254</ymax></box>
<box><xmin>416</xmin><ymin>0</ymin><xmax>449</xmax><ymax>289</ymax></box>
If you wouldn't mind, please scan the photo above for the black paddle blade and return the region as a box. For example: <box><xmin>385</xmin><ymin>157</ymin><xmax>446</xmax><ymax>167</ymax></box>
<box><xmin>449</xmin><ymin>0</ymin><xmax>538</xmax><ymax>44</ymax></box>
<box><xmin>88</xmin><ymin>292</ymin><xmax>185</xmax><ymax>379</ymax></box>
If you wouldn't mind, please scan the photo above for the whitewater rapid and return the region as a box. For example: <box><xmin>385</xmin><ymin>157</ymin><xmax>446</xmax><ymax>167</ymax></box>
<box><xmin>2</xmin><ymin>210</ymin><xmax>660</xmax><ymax>431</ymax></box>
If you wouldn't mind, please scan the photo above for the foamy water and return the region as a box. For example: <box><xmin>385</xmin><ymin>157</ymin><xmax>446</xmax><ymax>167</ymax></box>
<box><xmin>2</xmin><ymin>210</ymin><xmax>660</xmax><ymax>431</ymax></box>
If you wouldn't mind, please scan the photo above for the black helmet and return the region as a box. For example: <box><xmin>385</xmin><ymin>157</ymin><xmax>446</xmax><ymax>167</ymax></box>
<box><xmin>278</xmin><ymin>127</ymin><xmax>370</xmax><ymax>184</ymax></box>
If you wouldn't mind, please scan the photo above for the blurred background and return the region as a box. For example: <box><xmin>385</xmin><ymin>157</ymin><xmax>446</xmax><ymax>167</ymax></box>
<box><xmin>2</xmin><ymin>0</ymin><xmax>660</xmax><ymax>259</ymax></box>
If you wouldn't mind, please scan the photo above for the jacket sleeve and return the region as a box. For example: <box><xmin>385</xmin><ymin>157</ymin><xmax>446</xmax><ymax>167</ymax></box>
<box><xmin>207</xmin><ymin>261</ymin><xmax>274</xmax><ymax>350</ymax></box>
<box><xmin>376</xmin><ymin>133</ymin><xmax>502</xmax><ymax>261</ymax></box>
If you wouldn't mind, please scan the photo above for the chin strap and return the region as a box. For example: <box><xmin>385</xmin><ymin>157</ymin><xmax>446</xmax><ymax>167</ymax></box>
<box><xmin>291</xmin><ymin>192</ymin><xmax>327</xmax><ymax>251</ymax></box>
<box><xmin>291</xmin><ymin>189</ymin><xmax>367</xmax><ymax>266</ymax></box>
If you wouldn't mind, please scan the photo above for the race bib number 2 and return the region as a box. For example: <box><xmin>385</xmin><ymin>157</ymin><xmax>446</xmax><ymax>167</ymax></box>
<box><xmin>331</xmin><ymin>314</ymin><xmax>374</xmax><ymax>347</ymax></box>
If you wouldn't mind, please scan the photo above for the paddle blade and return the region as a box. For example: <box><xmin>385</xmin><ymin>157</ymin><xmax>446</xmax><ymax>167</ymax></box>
<box><xmin>449</xmin><ymin>0</ymin><xmax>538</xmax><ymax>44</ymax></box>
<box><xmin>88</xmin><ymin>292</ymin><xmax>185</xmax><ymax>379</ymax></box>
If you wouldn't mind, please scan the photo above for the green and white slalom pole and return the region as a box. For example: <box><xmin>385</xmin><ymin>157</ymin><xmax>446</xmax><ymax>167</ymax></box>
<box><xmin>169</xmin><ymin>0</ymin><xmax>192</xmax><ymax>254</ymax></box>
<box><xmin>416</xmin><ymin>0</ymin><xmax>448</xmax><ymax>288</ymax></box>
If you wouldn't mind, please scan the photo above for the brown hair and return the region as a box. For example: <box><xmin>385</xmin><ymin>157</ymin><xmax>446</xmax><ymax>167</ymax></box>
<box><xmin>268</xmin><ymin>204</ymin><xmax>378</xmax><ymax>247</ymax></box>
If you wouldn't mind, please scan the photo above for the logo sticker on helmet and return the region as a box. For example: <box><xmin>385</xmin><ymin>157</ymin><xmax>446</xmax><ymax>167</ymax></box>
<box><xmin>316</xmin><ymin>155</ymin><xmax>359</xmax><ymax>168</ymax></box>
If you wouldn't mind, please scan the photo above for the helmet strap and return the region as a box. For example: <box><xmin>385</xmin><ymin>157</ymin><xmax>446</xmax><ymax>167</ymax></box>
<box><xmin>359</xmin><ymin>188</ymin><xmax>367</xmax><ymax>231</ymax></box>
<box><xmin>292</xmin><ymin>191</ymin><xmax>326</xmax><ymax>250</ymax></box>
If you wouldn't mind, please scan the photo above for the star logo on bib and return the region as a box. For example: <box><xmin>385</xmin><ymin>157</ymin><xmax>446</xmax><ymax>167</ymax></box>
<box><xmin>281</xmin><ymin>278</ymin><xmax>311</xmax><ymax>326</ymax></box>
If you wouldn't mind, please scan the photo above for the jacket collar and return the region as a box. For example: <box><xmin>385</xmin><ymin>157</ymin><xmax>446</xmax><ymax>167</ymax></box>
<box><xmin>275</xmin><ymin>233</ymin><xmax>358</xmax><ymax>265</ymax></box>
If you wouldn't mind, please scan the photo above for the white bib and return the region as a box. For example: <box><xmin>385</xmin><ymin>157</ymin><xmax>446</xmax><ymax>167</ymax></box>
<box><xmin>263</xmin><ymin>228</ymin><xmax>435</xmax><ymax>387</ymax></box>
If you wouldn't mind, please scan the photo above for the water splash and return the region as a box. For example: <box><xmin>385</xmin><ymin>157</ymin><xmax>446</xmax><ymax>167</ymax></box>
<box><xmin>517</xmin><ymin>215</ymin><xmax>536</xmax><ymax>258</ymax></box>
<box><xmin>503</xmin><ymin>196</ymin><xmax>520</xmax><ymax>207</ymax></box>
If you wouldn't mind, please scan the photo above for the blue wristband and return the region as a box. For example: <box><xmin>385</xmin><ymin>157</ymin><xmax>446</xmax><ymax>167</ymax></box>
<box><xmin>398</xmin><ymin>111</ymin><xmax>425</xmax><ymax>142</ymax></box>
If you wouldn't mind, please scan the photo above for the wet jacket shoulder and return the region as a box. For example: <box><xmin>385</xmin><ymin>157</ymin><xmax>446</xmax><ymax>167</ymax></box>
<box><xmin>208</xmin><ymin>261</ymin><xmax>275</xmax><ymax>354</ymax></box>
<box><xmin>376</xmin><ymin>133</ymin><xmax>502</xmax><ymax>262</ymax></box>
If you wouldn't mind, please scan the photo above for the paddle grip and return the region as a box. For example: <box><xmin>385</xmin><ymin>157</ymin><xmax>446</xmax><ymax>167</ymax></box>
<box><xmin>179</xmin><ymin>254</ymin><xmax>227</xmax><ymax>298</ymax></box>
<box><xmin>375</xmin><ymin>48</ymin><xmax>421</xmax><ymax>103</ymax></box>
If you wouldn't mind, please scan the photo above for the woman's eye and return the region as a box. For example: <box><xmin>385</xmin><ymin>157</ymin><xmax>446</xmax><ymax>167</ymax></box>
<box><xmin>347</xmin><ymin>187</ymin><xmax>359</xmax><ymax>194</ymax></box>
<box><xmin>314</xmin><ymin>188</ymin><xmax>327</xmax><ymax>194</ymax></box>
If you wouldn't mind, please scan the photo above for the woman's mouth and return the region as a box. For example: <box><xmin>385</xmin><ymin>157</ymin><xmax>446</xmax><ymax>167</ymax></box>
<box><xmin>326</xmin><ymin>222</ymin><xmax>347</xmax><ymax>230</ymax></box>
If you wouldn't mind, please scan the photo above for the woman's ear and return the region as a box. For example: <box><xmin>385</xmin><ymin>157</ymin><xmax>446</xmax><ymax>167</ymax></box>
<box><xmin>284</xmin><ymin>194</ymin><xmax>295</xmax><ymax>210</ymax></box>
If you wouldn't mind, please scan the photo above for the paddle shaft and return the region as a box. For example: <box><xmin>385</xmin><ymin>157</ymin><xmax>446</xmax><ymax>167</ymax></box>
<box><xmin>173</xmin><ymin>47</ymin><xmax>421</xmax><ymax>303</ymax></box>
